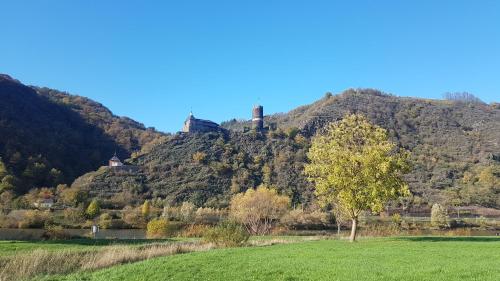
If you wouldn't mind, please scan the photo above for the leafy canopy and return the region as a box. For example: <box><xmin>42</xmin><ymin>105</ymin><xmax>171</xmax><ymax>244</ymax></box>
<box><xmin>85</xmin><ymin>199</ymin><xmax>101</xmax><ymax>219</ymax></box>
<box><xmin>305</xmin><ymin>114</ymin><xmax>410</xmax><ymax>219</ymax></box>
<box><xmin>141</xmin><ymin>200</ymin><xmax>151</xmax><ymax>218</ymax></box>
<box><xmin>146</xmin><ymin>218</ymin><xmax>170</xmax><ymax>238</ymax></box>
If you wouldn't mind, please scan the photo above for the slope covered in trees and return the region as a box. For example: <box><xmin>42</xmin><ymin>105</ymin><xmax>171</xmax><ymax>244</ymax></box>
<box><xmin>74</xmin><ymin>130</ymin><xmax>313</xmax><ymax>208</ymax></box>
<box><xmin>76</xmin><ymin>89</ymin><xmax>499</xmax><ymax>209</ymax></box>
<box><xmin>0</xmin><ymin>74</ymin><xmax>163</xmax><ymax>194</ymax></box>
<box><xmin>1</xmin><ymin>74</ymin><xmax>498</xmax><ymax>209</ymax></box>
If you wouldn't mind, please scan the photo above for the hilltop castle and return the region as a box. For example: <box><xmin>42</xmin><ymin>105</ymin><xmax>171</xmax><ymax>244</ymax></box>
<box><xmin>182</xmin><ymin>112</ymin><xmax>222</xmax><ymax>133</ymax></box>
<box><xmin>182</xmin><ymin>105</ymin><xmax>265</xmax><ymax>133</ymax></box>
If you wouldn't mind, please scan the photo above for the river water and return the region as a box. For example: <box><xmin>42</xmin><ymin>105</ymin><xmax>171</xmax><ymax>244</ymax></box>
<box><xmin>0</xmin><ymin>228</ymin><xmax>146</xmax><ymax>240</ymax></box>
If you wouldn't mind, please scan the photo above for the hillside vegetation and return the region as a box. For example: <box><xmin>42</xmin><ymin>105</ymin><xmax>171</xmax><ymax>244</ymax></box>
<box><xmin>76</xmin><ymin>89</ymin><xmax>500</xmax><ymax>209</ymax></box>
<box><xmin>0</xmin><ymin>74</ymin><xmax>163</xmax><ymax>195</ymax></box>
<box><xmin>0</xmin><ymin>74</ymin><xmax>498</xmax><ymax>210</ymax></box>
<box><xmin>74</xmin><ymin>130</ymin><xmax>312</xmax><ymax>208</ymax></box>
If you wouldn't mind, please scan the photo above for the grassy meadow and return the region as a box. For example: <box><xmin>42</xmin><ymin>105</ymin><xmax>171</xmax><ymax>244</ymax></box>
<box><xmin>9</xmin><ymin>236</ymin><xmax>496</xmax><ymax>281</ymax></box>
<box><xmin>0</xmin><ymin>239</ymin><xmax>179</xmax><ymax>257</ymax></box>
<box><xmin>0</xmin><ymin>238</ymin><xmax>210</xmax><ymax>281</ymax></box>
<box><xmin>0</xmin><ymin>236</ymin><xmax>315</xmax><ymax>280</ymax></box>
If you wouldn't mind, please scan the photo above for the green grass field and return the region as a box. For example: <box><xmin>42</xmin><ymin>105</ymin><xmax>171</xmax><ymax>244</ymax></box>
<box><xmin>39</xmin><ymin>237</ymin><xmax>500</xmax><ymax>281</ymax></box>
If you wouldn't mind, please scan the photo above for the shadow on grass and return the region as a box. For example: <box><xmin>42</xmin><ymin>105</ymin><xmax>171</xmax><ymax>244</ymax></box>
<box><xmin>397</xmin><ymin>236</ymin><xmax>500</xmax><ymax>243</ymax></box>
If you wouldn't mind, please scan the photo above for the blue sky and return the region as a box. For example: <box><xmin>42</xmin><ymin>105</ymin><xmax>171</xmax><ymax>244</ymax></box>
<box><xmin>1</xmin><ymin>1</ymin><xmax>499</xmax><ymax>132</ymax></box>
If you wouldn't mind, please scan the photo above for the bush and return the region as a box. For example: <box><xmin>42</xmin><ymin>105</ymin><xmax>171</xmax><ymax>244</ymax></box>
<box><xmin>449</xmin><ymin>219</ymin><xmax>466</xmax><ymax>228</ymax></box>
<box><xmin>63</xmin><ymin>208</ymin><xmax>85</xmax><ymax>225</ymax></box>
<box><xmin>13</xmin><ymin>210</ymin><xmax>52</xmax><ymax>228</ymax></box>
<box><xmin>122</xmin><ymin>205</ymin><xmax>147</xmax><ymax>228</ymax></box>
<box><xmin>141</xmin><ymin>200</ymin><xmax>151</xmax><ymax>218</ymax></box>
<box><xmin>146</xmin><ymin>218</ymin><xmax>170</xmax><ymax>238</ymax></box>
<box><xmin>42</xmin><ymin>225</ymin><xmax>71</xmax><ymax>240</ymax></box>
<box><xmin>230</xmin><ymin>185</ymin><xmax>290</xmax><ymax>235</ymax></box>
<box><xmin>179</xmin><ymin>224</ymin><xmax>211</xmax><ymax>237</ymax></box>
<box><xmin>203</xmin><ymin>220</ymin><xmax>249</xmax><ymax>247</ymax></box>
<box><xmin>391</xmin><ymin>213</ymin><xmax>402</xmax><ymax>227</ymax></box>
<box><xmin>98</xmin><ymin>213</ymin><xmax>113</xmax><ymax>229</ymax></box>
<box><xmin>162</xmin><ymin>205</ymin><xmax>180</xmax><ymax>221</ymax></box>
<box><xmin>477</xmin><ymin>216</ymin><xmax>488</xmax><ymax>229</ymax></box>
<box><xmin>431</xmin><ymin>203</ymin><xmax>449</xmax><ymax>228</ymax></box>
<box><xmin>280</xmin><ymin>208</ymin><xmax>330</xmax><ymax>229</ymax></box>
<box><xmin>286</xmin><ymin>127</ymin><xmax>300</xmax><ymax>139</ymax></box>
<box><xmin>85</xmin><ymin>199</ymin><xmax>101</xmax><ymax>219</ymax></box>
<box><xmin>180</xmin><ymin>202</ymin><xmax>196</xmax><ymax>222</ymax></box>
<box><xmin>360</xmin><ymin>224</ymin><xmax>402</xmax><ymax>237</ymax></box>
<box><xmin>195</xmin><ymin>207</ymin><xmax>225</xmax><ymax>224</ymax></box>
<box><xmin>192</xmin><ymin>152</ymin><xmax>207</xmax><ymax>164</ymax></box>
<box><xmin>0</xmin><ymin>214</ymin><xmax>17</xmax><ymax>228</ymax></box>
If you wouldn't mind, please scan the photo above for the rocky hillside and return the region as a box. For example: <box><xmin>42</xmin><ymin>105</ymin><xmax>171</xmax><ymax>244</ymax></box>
<box><xmin>0</xmin><ymin>74</ymin><xmax>164</xmax><ymax>194</ymax></box>
<box><xmin>75</xmin><ymin>89</ymin><xmax>500</xmax><ymax>209</ymax></box>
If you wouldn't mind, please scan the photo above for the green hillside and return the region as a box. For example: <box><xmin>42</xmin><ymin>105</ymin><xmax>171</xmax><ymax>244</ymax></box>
<box><xmin>74</xmin><ymin>130</ymin><xmax>312</xmax><ymax>208</ymax></box>
<box><xmin>1</xmin><ymin>74</ymin><xmax>498</xmax><ymax>208</ymax></box>
<box><xmin>74</xmin><ymin>90</ymin><xmax>500</xmax><ymax>209</ymax></box>
<box><xmin>0</xmin><ymin>74</ymin><xmax>163</xmax><ymax>195</ymax></box>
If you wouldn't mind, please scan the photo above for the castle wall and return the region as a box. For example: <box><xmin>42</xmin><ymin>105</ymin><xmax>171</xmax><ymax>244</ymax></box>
<box><xmin>183</xmin><ymin>117</ymin><xmax>221</xmax><ymax>133</ymax></box>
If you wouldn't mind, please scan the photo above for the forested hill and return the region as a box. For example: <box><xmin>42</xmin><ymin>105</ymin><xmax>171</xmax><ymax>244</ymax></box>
<box><xmin>75</xmin><ymin>89</ymin><xmax>499</xmax><ymax>209</ymax></box>
<box><xmin>0</xmin><ymin>73</ymin><xmax>498</xmax><ymax>209</ymax></box>
<box><xmin>0</xmin><ymin>74</ymin><xmax>164</xmax><ymax>194</ymax></box>
<box><xmin>229</xmin><ymin>90</ymin><xmax>500</xmax><ymax>205</ymax></box>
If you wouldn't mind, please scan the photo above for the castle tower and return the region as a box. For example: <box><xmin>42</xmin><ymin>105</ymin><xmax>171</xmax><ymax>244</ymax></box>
<box><xmin>182</xmin><ymin>112</ymin><xmax>195</xmax><ymax>132</ymax></box>
<box><xmin>252</xmin><ymin>105</ymin><xmax>264</xmax><ymax>130</ymax></box>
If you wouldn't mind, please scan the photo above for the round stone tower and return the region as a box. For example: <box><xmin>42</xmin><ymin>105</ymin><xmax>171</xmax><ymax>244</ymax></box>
<box><xmin>252</xmin><ymin>105</ymin><xmax>264</xmax><ymax>130</ymax></box>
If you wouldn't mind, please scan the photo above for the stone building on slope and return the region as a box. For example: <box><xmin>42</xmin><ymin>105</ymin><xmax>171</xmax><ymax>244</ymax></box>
<box><xmin>182</xmin><ymin>112</ymin><xmax>222</xmax><ymax>133</ymax></box>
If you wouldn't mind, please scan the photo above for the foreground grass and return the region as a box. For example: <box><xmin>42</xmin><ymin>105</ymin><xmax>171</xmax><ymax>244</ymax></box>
<box><xmin>0</xmin><ymin>236</ymin><xmax>294</xmax><ymax>257</ymax></box>
<box><xmin>0</xmin><ymin>236</ymin><xmax>313</xmax><ymax>280</ymax></box>
<box><xmin>0</xmin><ymin>241</ymin><xmax>213</xmax><ymax>281</ymax></box>
<box><xmin>44</xmin><ymin>236</ymin><xmax>500</xmax><ymax>281</ymax></box>
<box><xmin>0</xmin><ymin>239</ymin><xmax>183</xmax><ymax>257</ymax></box>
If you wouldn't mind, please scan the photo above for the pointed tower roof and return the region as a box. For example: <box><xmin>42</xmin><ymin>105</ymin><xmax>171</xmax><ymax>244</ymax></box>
<box><xmin>110</xmin><ymin>151</ymin><xmax>120</xmax><ymax>162</ymax></box>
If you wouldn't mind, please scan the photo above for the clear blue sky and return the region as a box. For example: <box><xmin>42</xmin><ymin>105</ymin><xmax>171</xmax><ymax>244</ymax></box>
<box><xmin>1</xmin><ymin>1</ymin><xmax>499</xmax><ymax>132</ymax></box>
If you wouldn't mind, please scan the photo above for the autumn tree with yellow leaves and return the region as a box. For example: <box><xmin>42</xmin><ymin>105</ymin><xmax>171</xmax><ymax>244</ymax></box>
<box><xmin>305</xmin><ymin>114</ymin><xmax>411</xmax><ymax>242</ymax></box>
<box><xmin>230</xmin><ymin>185</ymin><xmax>289</xmax><ymax>235</ymax></box>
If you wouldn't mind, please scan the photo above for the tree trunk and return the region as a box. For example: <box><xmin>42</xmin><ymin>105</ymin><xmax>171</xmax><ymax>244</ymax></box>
<box><xmin>349</xmin><ymin>218</ymin><xmax>358</xmax><ymax>242</ymax></box>
<box><xmin>337</xmin><ymin>223</ymin><xmax>341</xmax><ymax>237</ymax></box>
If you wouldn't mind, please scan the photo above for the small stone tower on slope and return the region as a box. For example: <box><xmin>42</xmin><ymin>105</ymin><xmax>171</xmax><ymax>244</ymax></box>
<box><xmin>109</xmin><ymin>152</ymin><xmax>123</xmax><ymax>167</ymax></box>
<box><xmin>252</xmin><ymin>105</ymin><xmax>264</xmax><ymax>130</ymax></box>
